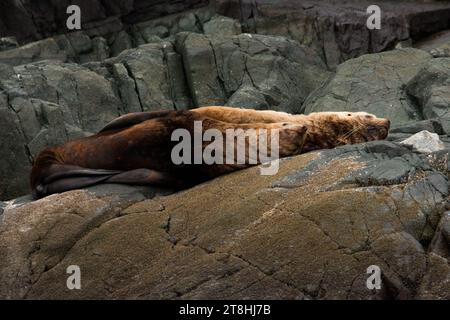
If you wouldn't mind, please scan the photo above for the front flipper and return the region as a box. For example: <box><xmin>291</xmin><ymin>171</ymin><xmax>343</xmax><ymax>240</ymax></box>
<box><xmin>104</xmin><ymin>169</ymin><xmax>184</xmax><ymax>188</ymax></box>
<box><xmin>33</xmin><ymin>165</ymin><xmax>183</xmax><ymax>199</ymax></box>
<box><xmin>99</xmin><ymin>110</ymin><xmax>173</xmax><ymax>133</ymax></box>
<box><xmin>33</xmin><ymin>164</ymin><xmax>123</xmax><ymax>198</ymax></box>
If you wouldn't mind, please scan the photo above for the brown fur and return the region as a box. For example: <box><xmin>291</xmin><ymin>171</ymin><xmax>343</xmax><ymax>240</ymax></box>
<box><xmin>30</xmin><ymin>107</ymin><xmax>389</xmax><ymax>199</ymax></box>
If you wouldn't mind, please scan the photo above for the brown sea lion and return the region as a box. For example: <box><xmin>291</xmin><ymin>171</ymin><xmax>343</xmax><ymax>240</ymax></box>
<box><xmin>30</xmin><ymin>107</ymin><xmax>390</xmax><ymax>199</ymax></box>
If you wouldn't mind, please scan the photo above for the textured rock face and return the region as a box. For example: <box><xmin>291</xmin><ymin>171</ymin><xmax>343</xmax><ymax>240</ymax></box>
<box><xmin>302</xmin><ymin>48</ymin><xmax>431</xmax><ymax>125</ymax></box>
<box><xmin>0</xmin><ymin>0</ymin><xmax>210</xmax><ymax>44</ymax></box>
<box><xmin>176</xmin><ymin>32</ymin><xmax>329</xmax><ymax>112</ymax></box>
<box><xmin>1</xmin><ymin>142</ymin><xmax>449</xmax><ymax>299</ymax></box>
<box><xmin>406</xmin><ymin>58</ymin><xmax>450</xmax><ymax>133</ymax></box>
<box><xmin>401</xmin><ymin>130</ymin><xmax>447</xmax><ymax>154</ymax></box>
<box><xmin>0</xmin><ymin>1</ymin><xmax>450</xmax><ymax>300</ymax></box>
<box><xmin>217</xmin><ymin>0</ymin><xmax>450</xmax><ymax>69</ymax></box>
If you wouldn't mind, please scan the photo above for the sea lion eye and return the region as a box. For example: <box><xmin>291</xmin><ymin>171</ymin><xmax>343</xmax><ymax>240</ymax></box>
<box><xmin>365</xmin><ymin>115</ymin><xmax>373</xmax><ymax>119</ymax></box>
<box><xmin>347</xmin><ymin>113</ymin><xmax>351</xmax><ymax>116</ymax></box>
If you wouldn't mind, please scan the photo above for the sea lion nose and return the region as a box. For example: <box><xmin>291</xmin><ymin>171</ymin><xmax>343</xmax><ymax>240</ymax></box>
<box><xmin>385</xmin><ymin>119</ymin><xmax>391</xmax><ymax>129</ymax></box>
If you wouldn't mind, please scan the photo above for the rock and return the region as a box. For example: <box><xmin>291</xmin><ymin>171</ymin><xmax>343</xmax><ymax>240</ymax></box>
<box><xmin>406</xmin><ymin>58</ymin><xmax>450</xmax><ymax>133</ymax></box>
<box><xmin>0</xmin><ymin>0</ymin><xmax>210</xmax><ymax>44</ymax></box>
<box><xmin>1</xmin><ymin>140</ymin><xmax>449</xmax><ymax>299</ymax></box>
<box><xmin>415</xmin><ymin>30</ymin><xmax>450</xmax><ymax>53</ymax></box>
<box><xmin>0</xmin><ymin>38</ymin><xmax>67</xmax><ymax>66</ymax></box>
<box><xmin>390</xmin><ymin>119</ymin><xmax>445</xmax><ymax>135</ymax></box>
<box><xmin>418</xmin><ymin>211</ymin><xmax>450</xmax><ymax>299</ymax></box>
<box><xmin>0</xmin><ymin>37</ymin><xmax>18</xmax><ymax>51</ymax></box>
<box><xmin>301</xmin><ymin>48</ymin><xmax>431</xmax><ymax>125</ymax></box>
<box><xmin>217</xmin><ymin>0</ymin><xmax>450</xmax><ymax>69</ymax></box>
<box><xmin>203</xmin><ymin>16</ymin><xmax>242</xmax><ymax>37</ymax></box>
<box><xmin>103</xmin><ymin>41</ymin><xmax>189</xmax><ymax>111</ymax></box>
<box><xmin>110</xmin><ymin>31</ymin><xmax>133</xmax><ymax>57</ymax></box>
<box><xmin>400</xmin><ymin>130</ymin><xmax>447</xmax><ymax>153</ymax></box>
<box><xmin>176</xmin><ymin>32</ymin><xmax>329</xmax><ymax>111</ymax></box>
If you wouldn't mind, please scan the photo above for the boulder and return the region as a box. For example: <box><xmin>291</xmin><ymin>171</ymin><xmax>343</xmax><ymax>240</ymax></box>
<box><xmin>390</xmin><ymin>119</ymin><xmax>445</xmax><ymax>135</ymax></box>
<box><xmin>203</xmin><ymin>16</ymin><xmax>242</xmax><ymax>37</ymax></box>
<box><xmin>400</xmin><ymin>130</ymin><xmax>447</xmax><ymax>153</ymax></box>
<box><xmin>176</xmin><ymin>32</ymin><xmax>330</xmax><ymax>111</ymax></box>
<box><xmin>217</xmin><ymin>0</ymin><xmax>450</xmax><ymax>69</ymax></box>
<box><xmin>406</xmin><ymin>58</ymin><xmax>450</xmax><ymax>133</ymax></box>
<box><xmin>101</xmin><ymin>41</ymin><xmax>192</xmax><ymax>112</ymax></box>
<box><xmin>0</xmin><ymin>0</ymin><xmax>210</xmax><ymax>44</ymax></box>
<box><xmin>301</xmin><ymin>48</ymin><xmax>431</xmax><ymax>125</ymax></box>
<box><xmin>0</xmin><ymin>37</ymin><xmax>18</xmax><ymax>51</ymax></box>
<box><xmin>1</xmin><ymin>142</ymin><xmax>449</xmax><ymax>299</ymax></box>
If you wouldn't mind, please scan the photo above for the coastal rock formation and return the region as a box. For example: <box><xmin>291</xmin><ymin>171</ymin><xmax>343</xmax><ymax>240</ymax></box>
<box><xmin>0</xmin><ymin>0</ymin><xmax>450</xmax><ymax>300</ymax></box>
<box><xmin>1</xmin><ymin>142</ymin><xmax>449</xmax><ymax>299</ymax></box>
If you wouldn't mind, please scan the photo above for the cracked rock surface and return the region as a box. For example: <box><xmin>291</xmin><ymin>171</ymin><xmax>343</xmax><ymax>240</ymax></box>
<box><xmin>1</xmin><ymin>142</ymin><xmax>449</xmax><ymax>299</ymax></box>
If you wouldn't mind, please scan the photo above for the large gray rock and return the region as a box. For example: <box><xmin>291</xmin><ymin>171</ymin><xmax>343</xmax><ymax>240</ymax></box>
<box><xmin>0</xmin><ymin>142</ymin><xmax>449</xmax><ymax>299</ymax></box>
<box><xmin>406</xmin><ymin>58</ymin><xmax>450</xmax><ymax>133</ymax></box>
<box><xmin>217</xmin><ymin>0</ymin><xmax>450</xmax><ymax>69</ymax></box>
<box><xmin>0</xmin><ymin>0</ymin><xmax>210</xmax><ymax>44</ymax></box>
<box><xmin>301</xmin><ymin>48</ymin><xmax>431</xmax><ymax>125</ymax></box>
<box><xmin>401</xmin><ymin>130</ymin><xmax>447</xmax><ymax>154</ymax></box>
<box><xmin>101</xmin><ymin>42</ymin><xmax>191</xmax><ymax>111</ymax></box>
<box><xmin>177</xmin><ymin>32</ymin><xmax>330</xmax><ymax>112</ymax></box>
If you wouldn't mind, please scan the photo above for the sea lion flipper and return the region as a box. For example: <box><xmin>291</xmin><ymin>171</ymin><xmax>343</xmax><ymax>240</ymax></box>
<box><xmin>33</xmin><ymin>166</ymin><xmax>183</xmax><ymax>198</ymax></box>
<box><xmin>33</xmin><ymin>164</ymin><xmax>122</xmax><ymax>198</ymax></box>
<box><xmin>104</xmin><ymin>168</ymin><xmax>183</xmax><ymax>188</ymax></box>
<box><xmin>44</xmin><ymin>175</ymin><xmax>113</xmax><ymax>196</ymax></box>
<box><xmin>43</xmin><ymin>165</ymin><xmax>122</xmax><ymax>184</ymax></box>
<box><xmin>99</xmin><ymin>110</ymin><xmax>173</xmax><ymax>133</ymax></box>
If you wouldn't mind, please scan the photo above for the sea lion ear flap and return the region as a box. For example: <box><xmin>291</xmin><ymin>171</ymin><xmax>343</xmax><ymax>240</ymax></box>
<box><xmin>99</xmin><ymin>110</ymin><xmax>173</xmax><ymax>133</ymax></box>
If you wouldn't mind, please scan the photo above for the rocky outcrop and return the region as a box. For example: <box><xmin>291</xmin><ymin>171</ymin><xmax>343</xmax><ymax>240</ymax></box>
<box><xmin>216</xmin><ymin>0</ymin><xmax>450</xmax><ymax>68</ymax></box>
<box><xmin>0</xmin><ymin>0</ymin><xmax>210</xmax><ymax>44</ymax></box>
<box><xmin>2</xmin><ymin>1</ymin><xmax>450</xmax><ymax>70</ymax></box>
<box><xmin>406</xmin><ymin>58</ymin><xmax>450</xmax><ymax>133</ymax></box>
<box><xmin>301</xmin><ymin>48</ymin><xmax>431</xmax><ymax>125</ymax></box>
<box><xmin>175</xmin><ymin>32</ymin><xmax>329</xmax><ymax>112</ymax></box>
<box><xmin>1</xmin><ymin>141</ymin><xmax>449</xmax><ymax>299</ymax></box>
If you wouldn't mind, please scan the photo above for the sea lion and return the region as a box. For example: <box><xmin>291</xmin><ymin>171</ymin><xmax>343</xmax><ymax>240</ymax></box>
<box><xmin>30</xmin><ymin>107</ymin><xmax>390</xmax><ymax>199</ymax></box>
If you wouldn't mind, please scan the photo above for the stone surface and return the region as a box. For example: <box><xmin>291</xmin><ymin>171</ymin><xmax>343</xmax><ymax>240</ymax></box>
<box><xmin>217</xmin><ymin>0</ymin><xmax>450</xmax><ymax>69</ymax></box>
<box><xmin>390</xmin><ymin>119</ymin><xmax>445</xmax><ymax>135</ymax></box>
<box><xmin>1</xmin><ymin>142</ymin><xmax>449</xmax><ymax>299</ymax></box>
<box><xmin>176</xmin><ymin>32</ymin><xmax>329</xmax><ymax>111</ymax></box>
<box><xmin>401</xmin><ymin>130</ymin><xmax>447</xmax><ymax>153</ymax></box>
<box><xmin>301</xmin><ymin>48</ymin><xmax>431</xmax><ymax>125</ymax></box>
<box><xmin>0</xmin><ymin>0</ymin><xmax>210</xmax><ymax>44</ymax></box>
<box><xmin>406</xmin><ymin>58</ymin><xmax>450</xmax><ymax>133</ymax></box>
<box><xmin>0</xmin><ymin>37</ymin><xmax>18</xmax><ymax>51</ymax></box>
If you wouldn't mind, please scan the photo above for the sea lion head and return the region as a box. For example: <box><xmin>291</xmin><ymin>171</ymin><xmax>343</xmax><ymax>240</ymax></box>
<box><xmin>306</xmin><ymin>111</ymin><xmax>390</xmax><ymax>149</ymax></box>
<box><xmin>331</xmin><ymin>111</ymin><xmax>390</xmax><ymax>145</ymax></box>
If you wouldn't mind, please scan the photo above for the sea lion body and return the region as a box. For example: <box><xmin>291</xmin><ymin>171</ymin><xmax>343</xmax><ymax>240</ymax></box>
<box><xmin>30</xmin><ymin>107</ymin><xmax>389</xmax><ymax>199</ymax></box>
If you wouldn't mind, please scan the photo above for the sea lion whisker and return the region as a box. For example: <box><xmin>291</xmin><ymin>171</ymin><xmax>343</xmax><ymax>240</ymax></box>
<box><xmin>338</xmin><ymin>124</ymin><xmax>362</xmax><ymax>141</ymax></box>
